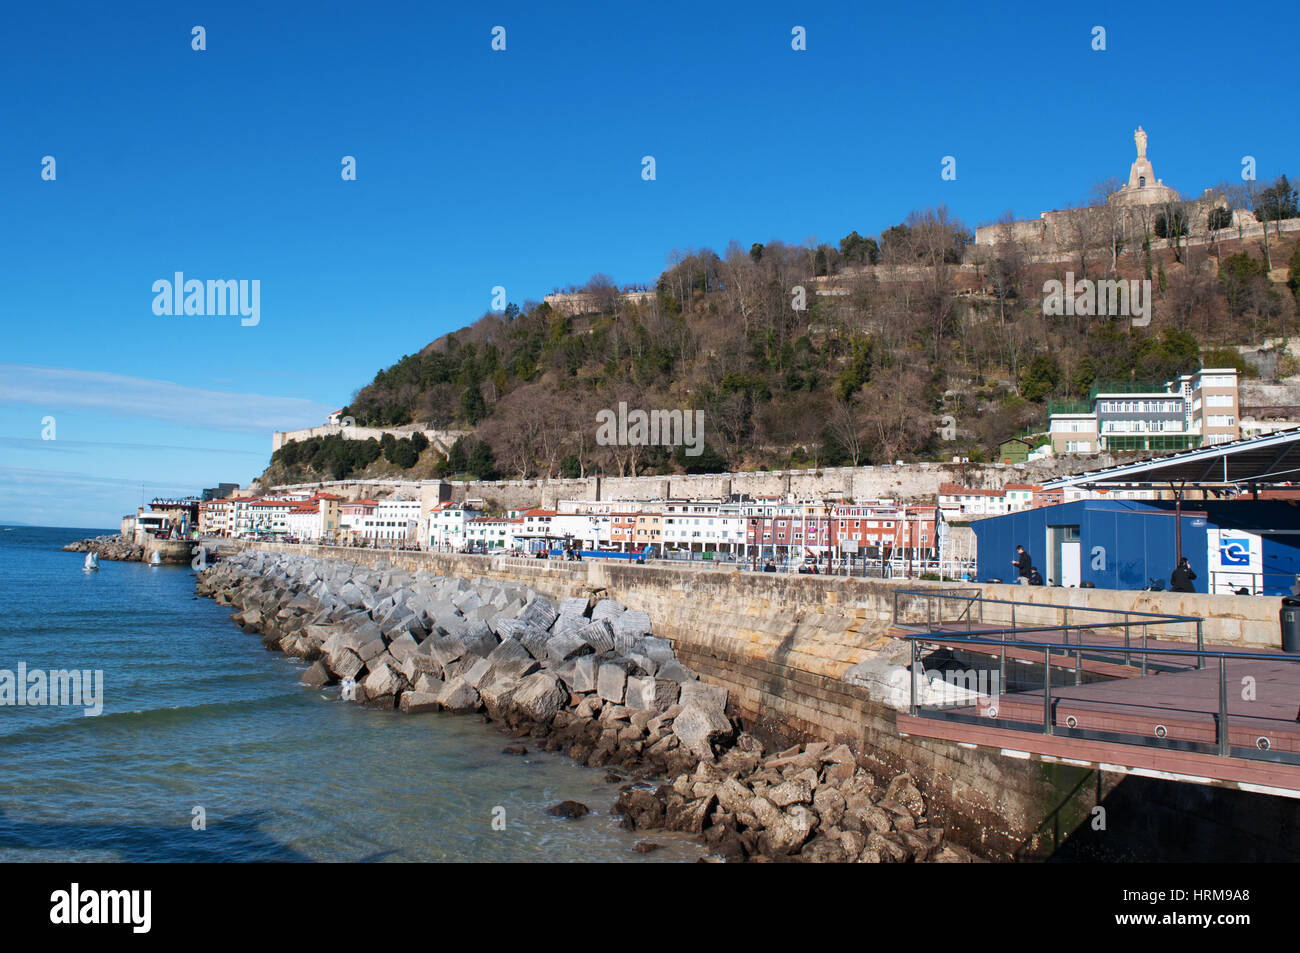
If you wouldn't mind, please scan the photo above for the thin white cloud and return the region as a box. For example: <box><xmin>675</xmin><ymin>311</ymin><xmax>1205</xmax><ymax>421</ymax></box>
<box><xmin>0</xmin><ymin>364</ymin><xmax>335</xmax><ymax>434</ymax></box>
<box><xmin>0</xmin><ymin>436</ymin><xmax>265</xmax><ymax>456</ymax></box>
<box><xmin>0</xmin><ymin>465</ymin><xmax>203</xmax><ymax>492</ymax></box>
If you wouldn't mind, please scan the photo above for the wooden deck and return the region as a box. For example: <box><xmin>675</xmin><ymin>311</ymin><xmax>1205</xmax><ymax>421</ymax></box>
<box><xmin>896</xmin><ymin>622</ymin><xmax>1204</xmax><ymax>676</ymax></box>
<box><xmin>896</xmin><ymin>628</ymin><xmax>1300</xmax><ymax>794</ymax></box>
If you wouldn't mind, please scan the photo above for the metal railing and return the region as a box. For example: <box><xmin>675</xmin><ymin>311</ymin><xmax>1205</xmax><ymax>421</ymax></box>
<box><xmin>892</xmin><ymin>588</ymin><xmax>1205</xmax><ymax>670</ymax></box>
<box><xmin>903</xmin><ymin>633</ymin><xmax>1300</xmax><ymax>767</ymax></box>
<box><xmin>1208</xmin><ymin>570</ymin><xmax>1299</xmax><ymax>597</ymax></box>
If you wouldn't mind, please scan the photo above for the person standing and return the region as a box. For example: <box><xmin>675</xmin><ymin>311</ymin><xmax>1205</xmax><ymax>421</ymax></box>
<box><xmin>1012</xmin><ymin>545</ymin><xmax>1032</xmax><ymax>584</ymax></box>
<box><xmin>1170</xmin><ymin>556</ymin><xmax>1197</xmax><ymax>593</ymax></box>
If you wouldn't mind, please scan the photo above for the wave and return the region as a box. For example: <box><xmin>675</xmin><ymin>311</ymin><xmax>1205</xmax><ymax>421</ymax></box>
<box><xmin>0</xmin><ymin>689</ymin><xmax>304</xmax><ymax>746</ymax></box>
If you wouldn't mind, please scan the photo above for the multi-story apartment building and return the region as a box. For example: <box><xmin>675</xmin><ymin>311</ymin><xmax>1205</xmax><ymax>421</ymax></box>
<box><xmin>631</xmin><ymin>512</ymin><xmax>663</xmax><ymax>551</ymax></box>
<box><xmin>831</xmin><ymin>503</ymin><xmax>938</xmax><ymax>555</ymax></box>
<box><xmin>424</xmin><ymin>500</ymin><xmax>481</xmax><ymax>551</ymax></box>
<box><xmin>660</xmin><ymin>499</ymin><xmax>745</xmax><ymax>554</ymax></box>
<box><xmin>1049</xmin><ymin>368</ymin><xmax>1239</xmax><ymax>454</ymax></box>
<box><xmin>338</xmin><ymin>499</ymin><xmax>377</xmax><ymax>539</ymax></box>
<box><xmin>937</xmin><ymin>485</ymin><xmax>1011</xmax><ymax>519</ymax></box>
<box><xmin>284</xmin><ymin>494</ymin><xmax>342</xmax><ymax>541</ymax></box>
<box><xmin>464</xmin><ymin>515</ymin><xmax>523</xmax><ymax>551</ymax></box>
<box><xmin>360</xmin><ymin>498</ymin><xmax>421</xmax><ymax>542</ymax></box>
<box><xmin>197</xmin><ymin>498</ymin><xmax>237</xmax><ymax>537</ymax></box>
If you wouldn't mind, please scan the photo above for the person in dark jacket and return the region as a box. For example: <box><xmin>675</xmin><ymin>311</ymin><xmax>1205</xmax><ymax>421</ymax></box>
<box><xmin>1012</xmin><ymin>545</ymin><xmax>1032</xmax><ymax>584</ymax></box>
<box><xmin>1028</xmin><ymin>567</ymin><xmax>1044</xmax><ymax>586</ymax></box>
<box><xmin>1170</xmin><ymin>557</ymin><xmax>1197</xmax><ymax>593</ymax></box>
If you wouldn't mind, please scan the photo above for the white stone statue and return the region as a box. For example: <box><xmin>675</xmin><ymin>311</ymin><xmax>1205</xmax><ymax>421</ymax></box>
<box><xmin>1135</xmin><ymin>126</ymin><xmax>1147</xmax><ymax>160</ymax></box>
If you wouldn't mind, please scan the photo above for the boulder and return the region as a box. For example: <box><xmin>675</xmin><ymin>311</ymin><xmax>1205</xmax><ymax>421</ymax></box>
<box><xmin>482</xmin><ymin>635</ymin><xmax>525</xmax><ymax>663</ymax></box>
<box><xmin>329</xmin><ymin>649</ymin><xmax>364</xmax><ymax>681</ymax></box>
<box><xmin>546</xmin><ymin>631</ymin><xmax>592</xmax><ymax>663</ymax></box>
<box><xmin>591</xmin><ymin>599</ymin><xmax>625</xmax><ymax>622</ymax></box>
<box><xmin>564</xmin><ymin>655</ymin><xmax>599</xmax><ymax>694</ymax></box>
<box><xmin>362</xmin><ymin>662</ymin><xmax>403</xmax><ymax>699</ymax></box>
<box><xmin>518</xmin><ymin>597</ymin><xmax>558</xmax><ymax>631</ymax></box>
<box><xmin>679</xmin><ymin>680</ymin><xmax>728</xmax><ymax>711</ymax></box>
<box><xmin>438</xmin><ymin>677</ymin><xmax>481</xmax><ymax>712</ymax></box>
<box><xmin>597</xmin><ymin>662</ymin><xmax>628</xmax><ymax>704</ymax></box>
<box><xmin>300</xmin><ymin>660</ymin><xmax>333</xmax><ymax>689</ymax></box>
<box><xmin>656</xmin><ymin>660</ymin><xmax>695</xmax><ymax>684</ymax></box>
<box><xmin>672</xmin><ymin>702</ymin><xmax>732</xmax><ymax>759</ymax></box>
<box><xmin>612</xmin><ymin>610</ymin><xmax>652</xmax><ymax>639</ymax></box>
<box><xmin>769</xmin><ymin>778</ymin><xmax>812</xmax><ymax>807</ymax></box>
<box><xmin>513</xmin><ymin>671</ymin><xmax>567</xmax><ymax>724</ymax></box>
<box><xmin>558</xmin><ymin>596</ymin><xmax>590</xmax><ymax>618</ymax></box>
<box><xmin>478</xmin><ymin>674</ymin><xmax>518</xmax><ymax>720</ymax></box>
<box><xmin>800</xmin><ymin>833</ymin><xmax>849</xmax><ymax>863</ymax></box>
<box><xmin>517</xmin><ymin>624</ymin><xmax>552</xmax><ymax>661</ymax></box>
<box><xmin>625</xmin><ymin>675</ymin><xmax>658</xmax><ymax>711</ymax></box>
<box><xmin>414</xmin><ymin>673</ymin><xmax>445</xmax><ymax>696</ymax></box>
<box><xmin>653</xmin><ymin>678</ymin><xmax>680</xmax><ymax>711</ymax></box>
<box><xmin>547</xmin><ymin>800</ymin><xmax>589</xmax><ymax>819</ymax></box>
<box><xmin>885</xmin><ymin>774</ymin><xmax>926</xmax><ymax>818</ymax></box>
<box><xmin>386</xmin><ymin>632</ymin><xmax>419</xmax><ymax>663</ymax></box>
<box><xmin>398</xmin><ymin>691</ymin><xmax>441</xmax><ymax>714</ymax></box>
<box><xmin>762</xmin><ymin>806</ymin><xmax>815</xmax><ymax>856</ymax></box>
<box><xmin>576</xmin><ymin>619</ymin><xmax>615</xmax><ymax>654</ymax></box>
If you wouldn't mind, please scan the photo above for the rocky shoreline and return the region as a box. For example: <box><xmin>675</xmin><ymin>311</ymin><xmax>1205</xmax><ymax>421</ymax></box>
<box><xmin>63</xmin><ymin>534</ymin><xmax>144</xmax><ymax>562</ymax></box>
<box><xmin>196</xmin><ymin>550</ymin><xmax>976</xmax><ymax>863</ymax></box>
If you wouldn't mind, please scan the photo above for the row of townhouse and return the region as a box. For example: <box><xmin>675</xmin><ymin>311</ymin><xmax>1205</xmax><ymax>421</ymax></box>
<box><xmin>197</xmin><ymin>490</ymin><xmax>937</xmax><ymax>561</ymax></box>
<box><xmin>543</xmin><ymin>497</ymin><xmax>943</xmax><ymax>560</ymax></box>
<box><xmin>938</xmin><ymin>482</ymin><xmax>1159</xmax><ymax>521</ymax></box>
<box><xmin>198</xmin><ymin>493</ymin><xmax>425</xmax><ymax>543</ymax></box>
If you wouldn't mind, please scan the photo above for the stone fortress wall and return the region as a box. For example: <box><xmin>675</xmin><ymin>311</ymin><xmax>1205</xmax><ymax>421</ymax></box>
<box><xmin>271</xmin><ymin>423</ymin><xmax>470</xmax><ymax>455</ymax></box>
<box><xmin>267</xmin><ymin>454</ymin><xmax>1120</xmax><ymax>510</ymax></box>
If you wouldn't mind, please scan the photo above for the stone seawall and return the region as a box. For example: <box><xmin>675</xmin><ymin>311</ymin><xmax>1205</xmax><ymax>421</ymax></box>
<box><xmin>199</xmin><ymin>548</ymin><xmax>976</xmax><ymax>862</ymax></box>
<box><xmin>226</xmin><ymin>543</ymin><xmax>1097</xmax><ymax>857</ymax></box>
<box><xmin>221</xmin><ymin>541</ymin><xmax>1300</xmax><ymax>860</ymax></box>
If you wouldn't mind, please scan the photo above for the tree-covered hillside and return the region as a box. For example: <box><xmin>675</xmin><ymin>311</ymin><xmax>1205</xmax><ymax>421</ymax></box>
<box><xmin>266</xmin><ymin>194</ymin><xmax>1300</xmax><ymax>484</ymax></box>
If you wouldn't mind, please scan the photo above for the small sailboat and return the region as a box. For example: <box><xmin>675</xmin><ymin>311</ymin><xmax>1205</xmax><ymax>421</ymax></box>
<box><xmin>83</xmin><ymin>552</ymin><xmax>99</xmax><ymax>572</ymax></box>
<box><xmin>148</xmin><ymin>550</ymin><xmax>162</xmax><ymax>567</ymax></box>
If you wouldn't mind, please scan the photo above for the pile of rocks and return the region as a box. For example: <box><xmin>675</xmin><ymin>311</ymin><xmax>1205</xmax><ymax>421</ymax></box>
<box><xmin>196</xmin><ymin>551</ymin><xmax>733</xmax><ymax>780</ymax></box>
<box><xmin>615</xmin><ymin>740</ymin><xmax>975</xmax><ymax>863</ymax></box>
<box><xmin>63</xmin><ymin>534</ymin><xmax>144</xmax><ymax>562</ymax></box>
<box><xmin>196</xmin><ymin>550</ymin><xmax>969</xmax><ymax>863</ymax></box>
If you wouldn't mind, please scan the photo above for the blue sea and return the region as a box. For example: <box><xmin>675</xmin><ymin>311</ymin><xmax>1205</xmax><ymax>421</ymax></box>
<box><xmin>0</xmin><ymin>526</ymin><xmax>700</xmax><ymax>862</ymax></box>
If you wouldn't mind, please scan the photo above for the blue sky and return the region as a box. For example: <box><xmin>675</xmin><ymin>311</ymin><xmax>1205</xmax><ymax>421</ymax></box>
<box><xmin>2</xmin><ymin>1</ymin><xmax>1296</xmax><ymax>527</ymax></box>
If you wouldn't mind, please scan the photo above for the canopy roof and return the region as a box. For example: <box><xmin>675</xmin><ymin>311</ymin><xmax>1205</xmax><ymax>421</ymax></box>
<box><xmin>1043</xmin><ymin>427</ymin><xmax>1300</xmax><ymax>489</ymax></box>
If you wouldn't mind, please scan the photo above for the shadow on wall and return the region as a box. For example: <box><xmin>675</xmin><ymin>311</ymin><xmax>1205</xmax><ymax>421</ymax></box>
<box><xmin>1046</xmin><ymin>775</ymin><xmax>1300</xmax><ymax>862</ymax></box>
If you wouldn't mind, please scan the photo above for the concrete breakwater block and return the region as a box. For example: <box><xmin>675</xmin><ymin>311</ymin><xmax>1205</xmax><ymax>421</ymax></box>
<box><xmin>195</xmin><ymin>549</ymin><xmax>920</xmax><ymax>862</ymax></box>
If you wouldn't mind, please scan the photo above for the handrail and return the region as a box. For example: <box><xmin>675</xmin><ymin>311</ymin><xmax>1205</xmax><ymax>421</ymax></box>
<box><xmin>902</xmin><ymin>631</ymin><xmax>1299</xmax><ymax>765</ymax></box>
<box><xmin>899</xmin><ymin>632</ymin><xmax>1285</xmax><ymax>663</ymax></box>
<box><xmin>892</xmin><ymin>588</ymin><xmax>1201</xmax><ymax>624</ymax></box>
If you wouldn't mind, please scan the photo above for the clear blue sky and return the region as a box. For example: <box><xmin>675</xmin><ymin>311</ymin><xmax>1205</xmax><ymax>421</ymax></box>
<box><xmin>2</xmin><ymin>0</ymin><xmax>1296</xmax><ymax>527</ymax></box>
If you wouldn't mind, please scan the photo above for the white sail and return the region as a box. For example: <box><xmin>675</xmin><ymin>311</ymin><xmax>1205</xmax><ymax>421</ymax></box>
<box><xmin>83</xmin><ymin>552</ymin><xmax>99</xmax><ymax>571</ymax></box>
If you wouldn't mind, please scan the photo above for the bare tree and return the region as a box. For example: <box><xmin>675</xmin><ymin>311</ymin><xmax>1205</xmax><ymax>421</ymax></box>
<box><xmin>828</xmin><ymin>396</ymin><xmax>867</xmax><ymax>465</ymax></box>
